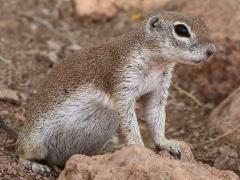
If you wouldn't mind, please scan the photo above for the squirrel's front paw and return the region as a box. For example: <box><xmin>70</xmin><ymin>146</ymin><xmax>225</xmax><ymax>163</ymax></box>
<box><xmin>156</xmin><ymin>139</ymin><xmax>181</xmax><ymax>159</ymax></box>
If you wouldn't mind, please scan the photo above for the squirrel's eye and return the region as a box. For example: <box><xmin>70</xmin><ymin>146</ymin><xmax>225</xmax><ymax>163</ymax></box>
<box><xmin>174</xmin><ymin>24</ymin><xmax>191</xmax><ymax>38</ymax></box>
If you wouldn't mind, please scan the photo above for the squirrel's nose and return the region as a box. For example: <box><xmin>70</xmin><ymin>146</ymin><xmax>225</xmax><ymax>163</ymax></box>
<box><xmin>206</xmin><ymin>50</ymin><xmax>214</xmax><ymax>58</ymax></box>
<box><xmin>206</xmin><ymin>44</ymin><xmax>216</xmax><ymax>58</ymax></box>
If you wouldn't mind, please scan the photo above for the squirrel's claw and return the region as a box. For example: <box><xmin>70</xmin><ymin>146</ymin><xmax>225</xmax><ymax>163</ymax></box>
<box><xmin>156</xmin><ymin>139</ymin><xmax>182</xmax><ymax>160</ymax></box>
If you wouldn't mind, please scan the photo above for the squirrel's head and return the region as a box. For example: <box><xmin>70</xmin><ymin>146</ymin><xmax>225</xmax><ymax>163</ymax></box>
<box><xmin>144</xmin><ymin>12</ymin><xmax>215</xmax><ymax>64</ymax></box>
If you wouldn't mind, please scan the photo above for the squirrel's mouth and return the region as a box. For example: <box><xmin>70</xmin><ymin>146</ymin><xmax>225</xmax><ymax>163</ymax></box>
<box><xmin>193</xmin><ymin>56</ymin><xmax>212</xmax><ymax>65</ymax></box>
<box><xmin>193</xmin><ymin>60</ymin><xmax>201</xmax><ymax>64</ymax></box>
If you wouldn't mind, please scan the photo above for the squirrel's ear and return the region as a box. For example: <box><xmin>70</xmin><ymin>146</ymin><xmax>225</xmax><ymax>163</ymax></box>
<box><xmin>146</xmin><ymin>16</ymin><xmax>161</xmax><ymax>32</ymax></box>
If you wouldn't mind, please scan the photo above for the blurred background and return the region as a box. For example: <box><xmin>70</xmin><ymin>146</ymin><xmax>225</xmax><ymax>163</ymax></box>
<box><xmin>0</xmin><ymin>0</ymin><xmax>239</xmax><ymax>179</ymax></box>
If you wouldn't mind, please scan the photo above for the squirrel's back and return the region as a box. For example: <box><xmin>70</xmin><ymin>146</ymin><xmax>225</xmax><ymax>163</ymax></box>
<box><xmin>29</xmin><ymin>29</ymin><xmax>145</xmax><ymax>118</ymax></box>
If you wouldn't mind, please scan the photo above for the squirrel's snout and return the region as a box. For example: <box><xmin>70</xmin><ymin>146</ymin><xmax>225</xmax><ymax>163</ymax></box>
<box><xmin>206</xmin><ymin>49</ymin><xmax>214</xmax><ymax>58</ymax></box>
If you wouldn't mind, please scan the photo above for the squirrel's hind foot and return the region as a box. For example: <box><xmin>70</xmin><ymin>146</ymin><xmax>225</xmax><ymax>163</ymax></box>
<box><xmin>19</xmin><ymin>159</ymin><xmax>51</xmax><ymax>177</ymax></box>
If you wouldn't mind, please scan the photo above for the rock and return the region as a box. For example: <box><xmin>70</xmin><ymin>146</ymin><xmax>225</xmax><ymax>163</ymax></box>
<box><xmin>115</xmin><ymin>0</ymin><xmax>170</xmax><ymax>11</ymax></box>
<box><xmin>14</xmin><ymin>112</ymin><xmax>27</xmax><ymax>122</ymax></box>
<box><xmin>209</xmin><ymin>87</ymin><xmax>240</xmax><ymax>142</ymax></box>
<box><xmin>38</xmin><ymin>51</ymin><xmax>59</xmax><ymax>64</ymax></box>
<box><xmin>47</xmin><ymin>51</ymin><xmax>59</xmax><ymax>64</ymax></box>
<box><xmin>67</xmin><ymin>44</ymin><xmax>82</xmax><ymax>52</ymax></box>
<box><xmin>214</xmin><ymin>146</ymin><xmax>239</xmax><ymax>172</ymax></box>
<box><xmin>0</xmin><ymin>88</ymin><xmax>20</xmax><ymax>104</ymax></box>
<box><xmin>58</xmin><ymin>145</ymin><xmax>238</xmax><ymax>180</ymax></box>
<box><xmin>73</xmin><ymin>0</ymin><xmax>170</xmax><ymax>21</ymax></box>
<box><xmin>164</xmin><ymin>0</ymin><xmax>240</xmax><ymax>104</ymax></box>
<box><xmin>73</xmin><ymin>0</ymin><xmax>118</xmax><ymax>21</ymax></box>
<box><xmin>47</xmin><ymin>40</ymin><xmax>63</xmax><ymax>51</ymax></box>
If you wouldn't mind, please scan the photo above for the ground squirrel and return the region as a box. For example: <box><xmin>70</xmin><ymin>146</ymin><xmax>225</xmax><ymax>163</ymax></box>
<box><xmin>16</xmin><ymin>12</ymin><xmax>215</xmax><ymax>176</ymax></box>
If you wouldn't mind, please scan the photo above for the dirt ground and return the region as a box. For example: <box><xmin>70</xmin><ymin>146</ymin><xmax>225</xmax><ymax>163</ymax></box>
<box><xmin>0</xmin><ymin>0</ymin><xmax>238</xmax><ymax>179</ymax></box>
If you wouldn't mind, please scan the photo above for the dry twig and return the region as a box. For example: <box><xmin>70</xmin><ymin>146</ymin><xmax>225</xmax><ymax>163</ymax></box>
<box><xmin>192</xmin><ymin>123</ymin><xmax>240</xmax><ymax>147</ymax></box>
<box><xmin>172</xmin><ymin>83</ymin><xmax>203</xmax><ymax>107</ymax></box>
<box><xmin>18</xmin><ymin>12</ymin><xmax>73</xmax><ymax>42</ymax></box>
<box><xmin>0</xmin><ymin>55</ymin><xmax>11</xmax><ymax>64</ymax></box>
<box><xmin>18</xmin><ymin>12</ymin><xmax>55</xmax><ymax>30</ymax></box>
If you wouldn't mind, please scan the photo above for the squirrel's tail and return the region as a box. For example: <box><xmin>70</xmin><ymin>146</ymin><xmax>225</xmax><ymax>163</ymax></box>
<box><xmin>0</xmin><ymin>117</ymin><xmax>18</xmax><ymax>139</ymax></box>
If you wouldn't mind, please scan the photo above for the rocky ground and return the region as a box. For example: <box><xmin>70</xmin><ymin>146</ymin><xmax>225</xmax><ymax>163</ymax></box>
<box><xmin>0</xmin><ymin>0</ymin><xmax>239</xmax><ymax>179</ymax></box>
<box><xmin>59</xmin><ymin>144</ymin><xmax>238</xmax><ymax>180</ymax></box>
